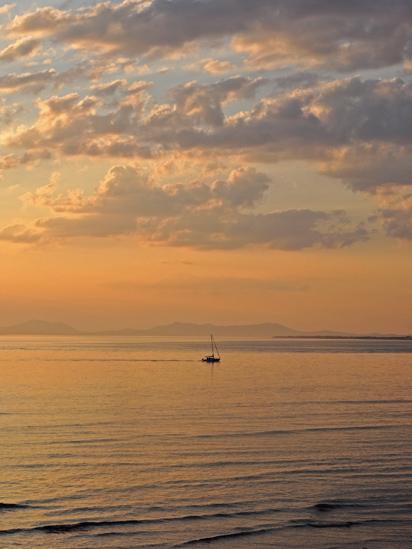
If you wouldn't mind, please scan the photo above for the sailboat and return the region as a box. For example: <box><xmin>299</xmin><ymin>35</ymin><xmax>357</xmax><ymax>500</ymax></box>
<box><xmin>202</xmin><ymin>334</ymin><xmax>221</xmax><ymax>363</ymax></box>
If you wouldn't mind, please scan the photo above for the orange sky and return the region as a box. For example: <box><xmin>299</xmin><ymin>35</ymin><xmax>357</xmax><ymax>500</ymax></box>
<box><xmin>1</xmin><ymin>239</ymin><xmax>411</xmax><ymax>332</ymax></box>
<box><xmin>0</xmin><ymin>1</ymin><xmax>411</xmax><ymax>332</ymax></box>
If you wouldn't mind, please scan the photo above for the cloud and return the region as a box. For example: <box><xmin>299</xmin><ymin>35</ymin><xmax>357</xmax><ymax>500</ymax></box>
<box><xmin>28</xmin><ymin>165</ymin><xmax>269</xmax><ymax>216</ymax></box>
<box><xmin>374</xmin><ymin>191</ymin><xmax>412</xmax><ymax>240</ymax></box>
<box><xmin>0</xmin><ymin>224</ymin><xmax>42</xmax><ymax>244</ymax></box>
<box><xmin>0</xmin><ymin>98</ymin><xmax>22</xmax><ymax>125</ymax></box>
<box><xmin>275</xmin><ymin>71</ymin><xmax>320</xmax><ymax>91</ymax></box>
<box><xmin>0</xmin><ymin>150</ymin><xmax>52</xmax><ymax>175</ymax></box>
<box><xmin>124</xmin><ymin>76</ymin><xmax>412</xmax><ymax>190</ymax></box>
<box><xmin>200</xmin><ymin>58</ymin><xmax>235</xmax><ymax>74</ymax></box>
<box><xmin>13</xmin><ymin>164</ymin><xmax>368</xmax><ymax>250</ymax></box>
<box><xmin>5</xmin><ymin>72</ymin><xmax>412</xmax><ymax>205</ymax></box>
<box><xmin>151</xmin><ymin>77</ymin><xmax>412</xmax><ymax>193</ymax></box>
<box><xmin>3</xmin><ymin>75</ymin><xmax>265</xmax><ymax>158</ymax></box>
<box><xmin>193</xmin><ymin>77</ymin><xmax>412</xmax><ymax>152</ymax></box>
<box><xmin>91</xmin><ymin>79</ymin><xmax>127</xmax><ymax>96</ymax></box>
<box><xmin>320</xmin><ymin>144</ymin><xmax>412</xmax><ymax>192</ymax></box>
<box><xmin>6</xmin><ymin>1</ymin><xmax>266</xmax><ymax>57</ymax></box>
<box><xmin>0</xmin><ymin>4</ymin><xmax>15</xmax><ymax>16</ymax></box>
<box><xmin>21</xmin><ymin>171</ymin><xmax>61</xmax><ymax>207</ymax></box>
<box><xmin>212</xmin><ymin>167</ymin><xmax>269</xmax><ymax>207</ymax></box>
<box><xmin>4</xmin><ymin>91</ymin><xmax>149</xmax><ymax>158</ymax></box>
<box><xmin>0</xmin><ymin>154</ymin><xmax>19</xmax><ymax>170</ymax></box>
<box><xmin>6</xmin><ymin>1</ymin><xmax>412</xmax><ymax>71</ymax></box>
<box><xmin>0</xmin><ymin>37</ymin><xmax>41</xmax><ymax>62</ymax></box>
<box><xmin>144</xmin><ymin>208</ymin><xmax>368</xmax><ymax>250</ymax></box>
<box><xmin>1</xmin><ymin>2</ymin><xmax>411</xmax><ymax>253</ymax></box>
<box><xmin>170</xmin><ymin>75</ymin><xmax>268</xmax><ymax>126</ymax></box>
<box><xmin>0</xmin><ymin>69</ymin><xmax>56</xmax><ymax>94</ymax></box>
<box><xmin>232</xmin><ymin>2</ymin><xmax>412</xmax><ymax>71</ymax></box>
<box><xmin>4</xmin><ymin>70</ymin><xmax>412</xmax><ymax>253</ymax></box>
<box><xmin>379</xmin><ymin>206</ymin><xmax>412</xmax><ymax>240</ymax></box>
<box><xmin>8</xmin><ymin>6</ymin><xmax>71</xmax><ymax>35</ymax></box>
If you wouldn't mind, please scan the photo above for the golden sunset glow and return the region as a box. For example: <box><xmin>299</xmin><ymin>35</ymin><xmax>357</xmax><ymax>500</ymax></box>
<box><xmin>2</xmin><ymin>5</ymin><xmax>412</xmax><ymax>549</ymax></box>
<box><xmin>0</xmin><ymin>1</ymin><xmax>411</xmax><ymax>333</ymax></box>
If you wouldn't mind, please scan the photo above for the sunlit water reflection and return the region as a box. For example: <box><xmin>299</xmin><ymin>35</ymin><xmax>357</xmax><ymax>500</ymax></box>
<box><xmin>1</xmin><ymin>337</ymin><xmax>411</xmax><ymax>547</ymax></box>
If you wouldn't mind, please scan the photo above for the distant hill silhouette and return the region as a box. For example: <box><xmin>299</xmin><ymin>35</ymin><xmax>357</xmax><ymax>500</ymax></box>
<box><xmin>0</xmin><ymin>319</ymin><xmax>311</xmax><ymax>336</ymax></box>
<box><xmin>0</xmin><ymin>319</ymin><xmax>80</xmax><ymax>335</ymax></box>
<box><xmin>0</xmin><ymin>319</ymin><xmax>406</xmax><ymax>338</ymax></box>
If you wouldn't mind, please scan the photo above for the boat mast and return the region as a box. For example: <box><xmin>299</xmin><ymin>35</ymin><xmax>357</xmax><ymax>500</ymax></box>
<box><xmin>210</xmin><ymin>334</ymin><xmax>214</xmax><ymax>357</ymax></box>
<box><xmin>212</xmin><ymin>335</ymin><xmax>220</xmax><ymax>358</ymax></box>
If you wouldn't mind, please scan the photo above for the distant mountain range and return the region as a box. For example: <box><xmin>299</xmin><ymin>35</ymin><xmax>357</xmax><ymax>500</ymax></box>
<box><xmin>0</xmin><ymin>319</ymin><xmax>408</xmax><ymax>338</ymax></box>
<box><xmin>0</xmin><ymin>320</ymin><xmax>80</xmax><ymax>335</ymax></box>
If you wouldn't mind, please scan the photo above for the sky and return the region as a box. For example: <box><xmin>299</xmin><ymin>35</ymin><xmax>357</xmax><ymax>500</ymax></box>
<box><xmin>0</xmin><ymin>0</ymin><xmax>411</xmax><ymax>332</ymax></box>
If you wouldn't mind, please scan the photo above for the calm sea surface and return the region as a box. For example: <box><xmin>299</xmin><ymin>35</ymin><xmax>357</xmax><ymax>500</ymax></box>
<box><xmin>1</xmin><ymin>337</ymin><xmax>412</xmax><ymax>548</ymax></box>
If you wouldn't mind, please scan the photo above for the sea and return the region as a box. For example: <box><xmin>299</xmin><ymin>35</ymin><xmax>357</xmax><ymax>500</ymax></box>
<box><xmin>1</xmin><ymin>336</ymin><xmax>412</xmax><ymax>548</ymax></box>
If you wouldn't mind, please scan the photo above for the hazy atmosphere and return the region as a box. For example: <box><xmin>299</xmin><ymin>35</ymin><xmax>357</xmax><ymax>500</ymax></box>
<box><xmin>1</xmin><ymin>0</ymin><xmax>411</xmax><ymax>332</ymax></box>
<box><xmin>2</xmin><ymin>3</ymin><xmax>412</xmax><ymax>548</ymax></box>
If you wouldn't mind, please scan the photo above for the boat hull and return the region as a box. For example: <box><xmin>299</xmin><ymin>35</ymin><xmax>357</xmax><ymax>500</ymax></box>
<box><xmin>202</xmin><ymin>357</ymin><xmax>221</xmax><ymax>363</ymax></box>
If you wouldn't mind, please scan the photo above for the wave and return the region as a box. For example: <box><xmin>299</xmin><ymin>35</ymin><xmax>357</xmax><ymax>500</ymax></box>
<box><xmin>177</xmin><ymin>517</ymin><xmax>407</xmax><ymax>546</ymax></box>
<box><xmin>1</xmin><ymin>507</ymin><xmax>409</xmax><ymax>543</ymax></box>
<box><xmin>195</xmin><ymin>423</ymin><xmax>412</xmax><ymax>439</ymax></box>
<box><xmin>1</xmin><ymin>508</ymin><xmax>406</xmax><ymax>536</ymax></box>
<box><xmin>291</xmin><ymin>518</ymin><xmax>401</xmax><ymax>529</ymax></box>
<box><xmin>174</xmin><ymin>519</ymin><xmax>399</xmax><ymax>547</ymax></box>
<box><xmin>38</xmin><ymin>463</ymin><xmax>407</xmax><ymax>496</ymax></box>
<box><xmin>0</xmin><ymin>503</ymin><xmax>30</xmax><ymax>511</ymax></box>
<box><xmin>178</xmin><ymin>526</ymin><xmax>279</xmax><ymax>545</ymax></box>
<box><xmin>0</xmin><ymin>509</ymin><xmax>281</xmax><ymax>536</ymax></box>
<box><xmin>94</xmin><ymin>530</ymin><xmax>152</xmax><ymax>538</ymax></box>
<box><xmin>312</xmin><ymin>501</ymin><xmax>367</xmax><ymax>513</ymax></box>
